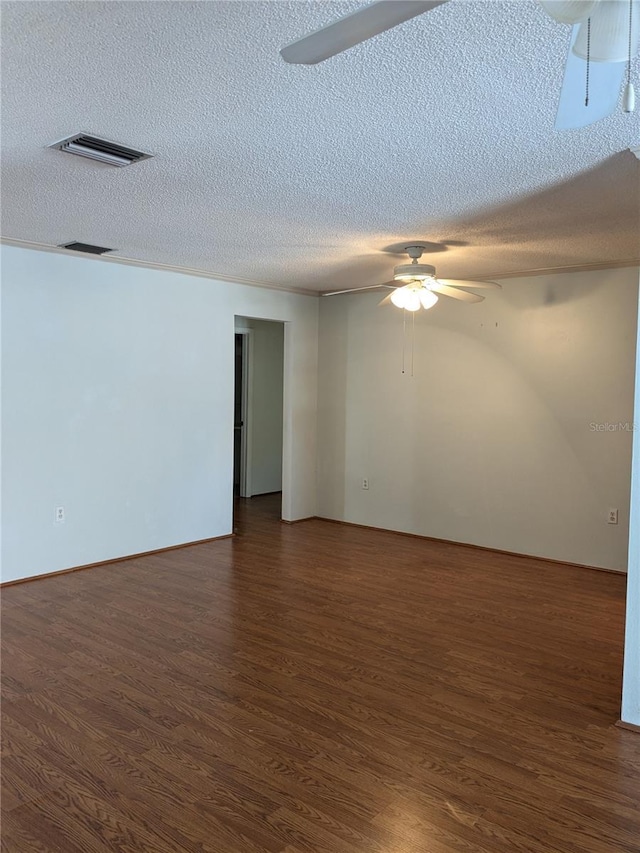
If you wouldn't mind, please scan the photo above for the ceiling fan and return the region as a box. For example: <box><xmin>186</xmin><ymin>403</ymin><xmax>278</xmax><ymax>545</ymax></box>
<box><xmin>321</xmin><ymin>244</ymin><xmax>501</xmax><ymax>311</ymax></box>
<box><xmin>280</xmin><ymin>0</ymin><xmax>639</xmax><ymax>128</ymax></box>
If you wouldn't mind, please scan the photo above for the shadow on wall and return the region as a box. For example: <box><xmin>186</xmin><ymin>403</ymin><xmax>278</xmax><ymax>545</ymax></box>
<box><xmin>494</xmin><ymin>266</ymin><xmax>639</xmax><ymax>311</ymax></box>
<box><xmin>498</xmin><ymin>272</ymin><xmax>602</xmax><ymax>309</ymax></box>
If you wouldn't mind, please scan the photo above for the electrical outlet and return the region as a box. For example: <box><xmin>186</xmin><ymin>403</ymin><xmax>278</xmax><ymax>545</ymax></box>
<box><xmin>362</xmin><ymin>478</ymin><xmax>369</xmax><ymax>490</ymax></box>
<box><xmin>608</xmin><ymin>508</ymin><xmax>618</xmax><ymax>525</ymax></box>
<box><xmin>55</xmin><ymin>506</ymin><xmax>65</xmax><ymax>524</ymax></box>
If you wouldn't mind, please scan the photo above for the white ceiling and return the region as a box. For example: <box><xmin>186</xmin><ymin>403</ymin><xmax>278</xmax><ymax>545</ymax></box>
<box><xmin>1</xmin><ymin>0</ymin><xmax>639</xmax><ymax>293</ymax></box>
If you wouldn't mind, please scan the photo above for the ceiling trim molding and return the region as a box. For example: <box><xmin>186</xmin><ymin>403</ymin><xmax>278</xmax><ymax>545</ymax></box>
<box><xmin>483</xmin><ymin>258</ymin><xmax>640</xmax><ymax>280</ymax></box>
<box><xmin>2</xmin><ymin>237</ymin><xmax>638</xmax><ymax>293</ymax></box>
<box><xmin>0</xmin><ymin>237</ymin><xmax>316</xmax><ymax>297</ymax></box>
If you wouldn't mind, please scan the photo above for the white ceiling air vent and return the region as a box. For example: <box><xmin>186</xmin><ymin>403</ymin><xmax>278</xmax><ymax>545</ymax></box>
<box><xmin>48</xmin><ymin>133</ymin><xmax>153</xmax><ymax>166</ymax></box>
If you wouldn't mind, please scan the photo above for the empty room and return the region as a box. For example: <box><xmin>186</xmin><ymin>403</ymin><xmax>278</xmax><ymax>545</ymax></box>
<box><xmin>1</xmin><ymin>2</ymin><xmax>639</xmax><ymax>852</ymax></box>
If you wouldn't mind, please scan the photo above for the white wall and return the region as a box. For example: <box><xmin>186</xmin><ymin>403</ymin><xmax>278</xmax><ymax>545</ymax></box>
<box><xmin>2</xmin><ymin>248</ymin><xmax>637</xmax><ymax>584</ymax></box>
<box><xmin>317</xmin><ymin>267</ymin><xmax>639</xmax><ymax>571</ymax></box>
<box><xmin>0</xmin><ymin>245</ymin><xmax>318</xmax><ymax>583</ymax></box>
<box><xmin>621</xmin><ymin>275</ymin><xmax>640</xmax><ymax>726</ymax></box>
<box><xmin>235</xmin><ymin>318</ymin><xmax>284</xmax><ymax>496</ymax></box>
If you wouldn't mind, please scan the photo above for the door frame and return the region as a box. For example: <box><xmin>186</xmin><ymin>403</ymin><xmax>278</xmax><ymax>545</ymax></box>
<box><xmin>235</xmin><ymin>328</ymin><xmax>253</xmax><ymax>498</ymax></box>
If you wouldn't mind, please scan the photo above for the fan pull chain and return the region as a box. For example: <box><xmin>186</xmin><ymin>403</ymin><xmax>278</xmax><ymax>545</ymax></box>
<box><xmin>623</xmin><ymin>0</ymin><xmax>636</xmax><ymax>112</ymax></box>
<box><xmin>629</xmin><ymin>0</ymin><xmax>633</xmax><ymax>85</ymax></box>
<box><xmin>585</xmin><ymin>17</ymin><xmax>591</xmax><ymax>107</ymax></box>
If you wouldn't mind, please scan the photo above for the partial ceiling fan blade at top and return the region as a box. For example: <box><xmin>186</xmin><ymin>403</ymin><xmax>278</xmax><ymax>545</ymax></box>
<box><xmin>429</xmin><ymin>283</ymin><xmax>484</xmax><ymax>302</ymax></box>
<box><xmin>555</xmin><ymin>24</ymin><xmax>626</xmax><ymax>129</ymax></box>
<box><xmin>280</xmin><ymin>0</ymin><xmax>448</xmax><ymax>65</ymax></box>
<box><xmin>321</xmin><ymin>282</ymin><xmax>396</xmax><ymax>296</ymax></box>
<box><xmin>438</xmin><ymin>278</ymin><xmax>502</xmax><ymax>289</ymax></box>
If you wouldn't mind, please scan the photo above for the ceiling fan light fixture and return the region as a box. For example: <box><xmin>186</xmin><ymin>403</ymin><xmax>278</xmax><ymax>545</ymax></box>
<box><xmin>419</xmin><ymin>289</ymin><xmax>439</xmax><ymax>310</ymax></box>
<box><xmin>390</xmin><ymin>282</ymin><xmax>438</xmax><ymax>311</ymax></box>
<box><xmin>391</xmin><ymin>287</ymin><xmax>409</xmax><ymax>308</ymax></box>
<box><xmin>404</xmin><ymin>290</ymin><xmax>422</xmax><ymax>311</ymax></box>
<box><xmin>393</xmin><ymin>262</ymin><xmax>436</xmax><ymax>281</ymax></box>
<box><xmin>573</xmin><ymin>0</ymin><xmax>640</xmax><ymax>62</ymax></box>
<box><xmin>326</xmin><ymin>246</ymin><xmax>490</xmax><ymax>308</ymax></box>
<box><xmin>390</xmin><ymin>285</ymin><xmax>421</xmax><ymax>310</ymax></box>
<box><xmin>539</xmin><ymin>0</ymin><xmax>597</xmax><ymax>24</ymax></box>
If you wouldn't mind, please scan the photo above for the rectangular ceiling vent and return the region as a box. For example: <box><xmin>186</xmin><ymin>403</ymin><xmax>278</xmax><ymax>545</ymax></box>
<box><xmin>59</xmin><ymin>241</ymin><xmax>114</xmax><ymax>255</ymax></box>
<box><xmin>48</xmin><ymin>133</ymin><xmax>153</xmax><ymax>167</ymax></box>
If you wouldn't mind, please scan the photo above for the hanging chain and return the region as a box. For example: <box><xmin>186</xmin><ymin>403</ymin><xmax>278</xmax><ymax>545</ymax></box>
<box><xmin>585</xmin><ymin>17</ymin><xmax>591</xmax><ymax>106</ymax></box>
<box><xmin>628</xmin><ymin>0</ymin><xmax>634</xmax><ymax>87</ymax></box>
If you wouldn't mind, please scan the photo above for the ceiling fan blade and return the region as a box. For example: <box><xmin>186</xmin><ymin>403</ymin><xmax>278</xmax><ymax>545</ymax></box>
<box><xmin>430</xmin><ymin>283</ymin><xmax>484</xmax><ymax>303</ymax></box>
<box><xmin>321</xmin><ymin>282</ymin><xmax>396</xmax><ymax>296</ymax></box>
<box><xmin>280</xmin><ymin>1</ymin><xmax>448</xmax><ymax>65</ymax></box>
<box><xmin>555</xmin><ymin>23</ymin><xmax>627</xmax><ymax>129</ymax></box>
<box><xmin>378</xmin><ymin>291</ymin><xmax>396</xmax><ymax>306</ymax></box>
<box><xmin>438</xmin><ymin>278</ymin><xmax>502</xmax><ymax>289</ymax></box>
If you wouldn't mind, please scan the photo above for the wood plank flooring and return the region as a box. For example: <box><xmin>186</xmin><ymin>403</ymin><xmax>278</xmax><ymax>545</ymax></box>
<box><xmin>2</xmin><ymin>494</ymin><xmax>639</xmax><ymax>852</ymax></box>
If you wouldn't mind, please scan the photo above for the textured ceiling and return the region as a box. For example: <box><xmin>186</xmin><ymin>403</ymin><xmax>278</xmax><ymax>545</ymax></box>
<box><xmin>1</xmin><ymin>0</ymin><xmax>639</xmax><ymax>293</ymax></box>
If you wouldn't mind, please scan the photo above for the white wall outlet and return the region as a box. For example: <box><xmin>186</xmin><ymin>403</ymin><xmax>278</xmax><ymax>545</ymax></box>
<box><xmin>362</xmin><ymin>477</ymin><xmax>369</xmax><ymax>490</ymax></box>
<box><xmin>608</xmin><ymin>508</ymin><xmax>618</xmax><ymax>525</ymax></box>
<box><xmin>55</xmin><ymin>506</ymin><xmax>65</xmax><ymax>523</ymax></box>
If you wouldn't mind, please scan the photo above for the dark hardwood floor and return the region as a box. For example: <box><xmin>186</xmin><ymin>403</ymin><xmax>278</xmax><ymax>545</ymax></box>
<box><xmin>2</xmin><ymin>494</ymin><xmax>639</xmax><ymax>852</ymax></box>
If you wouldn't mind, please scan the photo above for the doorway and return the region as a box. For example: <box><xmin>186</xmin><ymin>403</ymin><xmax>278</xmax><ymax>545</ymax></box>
<box><xmin>233</xmin><ymin>332</ymin><xmax>246</xmax><ymax>497</ymax></box>
<box><xmin>234</xmin><ymin>318</ymin><xmax>285</xmax><ymax>526</ymax></box>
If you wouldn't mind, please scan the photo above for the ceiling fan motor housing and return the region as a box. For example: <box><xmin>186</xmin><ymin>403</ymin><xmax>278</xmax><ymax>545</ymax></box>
<box><xmin>394</xmin><ymin>262</ymin><xmax>436</xmax><ymax>281</ymax></box>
